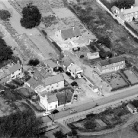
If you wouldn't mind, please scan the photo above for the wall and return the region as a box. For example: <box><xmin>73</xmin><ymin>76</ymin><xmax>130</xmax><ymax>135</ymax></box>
<box><xmin>11</xmin><ymin>69</ymin><xmax>22</xmax><ymax>79</ymax></box>
<box><xmin>48</xmin><ymin>101</ymin><xmax>58</xmax><ymax>110</ymax></box>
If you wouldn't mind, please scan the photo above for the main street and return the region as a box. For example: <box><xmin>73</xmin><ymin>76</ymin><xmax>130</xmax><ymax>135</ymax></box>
<box><xmin>43</xmin><ymin>84</ymin><xmax>138</xmax><ymax>123</ymax></box>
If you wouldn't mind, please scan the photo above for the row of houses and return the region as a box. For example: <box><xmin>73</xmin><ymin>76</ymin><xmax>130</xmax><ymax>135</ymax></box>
<box><xmin>111</xmin><ymin>0</ymin><xmax>138</xmax><ymax>22</ymax></box>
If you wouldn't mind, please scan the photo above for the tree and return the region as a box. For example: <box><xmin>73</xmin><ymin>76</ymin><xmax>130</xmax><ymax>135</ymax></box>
<box><xmin>0</xmin><ymin>37</ymin><xmax>13</xmax><ymax>63</ymax></box>
<box><xmin>97</xmin><ymin>37</ymin><xmax>111</xmax><ymax>48</ymax></box>
<box><xmin>54</xmin><ymin>131</ymin><xmax>66</xmax><ymax>138</ymax></box>
<box><xmin>28</xmin><ymin>59</ymin><xmax>40</xmax><ymax>66</ymax></box>
<box><xmin>0</xmin><ymin>110</ymin><xmax>43</xmax><ymax>138</ymax></box>
<box><xmin>20</xmin><ymin>3</ymin><xmax>41</xmax><ymax>29</ymax></box>
<box><xmin>84</xmin><ymin>120</ymin><xmax>96</xmax><ymax>130</ymax></box>
<box><xmin>0</xmin><ymin>10</ymin><xmax>11</xmax><ymax>21</ymax></box>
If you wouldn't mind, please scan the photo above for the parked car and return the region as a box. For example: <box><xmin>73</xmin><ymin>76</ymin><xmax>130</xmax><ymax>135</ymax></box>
<box><xmin>71</xmin><ymin>81</ymin><xmax>78</xmax><ymax>87</ymax></box>
<box><xmin>72</xmin><ymin>47</ymin><xmax>80</xmax><ymax>52</ymax></box>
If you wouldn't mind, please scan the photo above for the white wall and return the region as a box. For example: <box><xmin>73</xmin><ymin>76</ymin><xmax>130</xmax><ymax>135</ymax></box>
<box><xmin>48</xmin><ymin>101</ymin><xmax>58</xmax><ymax>111</ymax></box>
<box><xmin>11</xmin><ymin>69</ymin><xmax>22</xmax><ymax>79</ymax></box>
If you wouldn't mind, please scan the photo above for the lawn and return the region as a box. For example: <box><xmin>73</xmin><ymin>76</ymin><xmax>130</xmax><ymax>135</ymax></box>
<box><xmin>102</xmin><ymin>72</ymin><xmax>129</xmax><ymax>90</ymax></box>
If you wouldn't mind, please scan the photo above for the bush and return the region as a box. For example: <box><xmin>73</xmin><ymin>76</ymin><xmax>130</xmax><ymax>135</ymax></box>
<box><xmin>84</xmin><ymin>120</ymin><xmax>96</xmax><ymax>130</ymax></box>
<box><xmin>28</xmin><ymin>59</ymin><xmax>39</xmax><ymax>66</ymax></box>
<box><xmin>0</xmin><ymin>10</ymin><xmax>11</xmax><ymax>21</ymax></box>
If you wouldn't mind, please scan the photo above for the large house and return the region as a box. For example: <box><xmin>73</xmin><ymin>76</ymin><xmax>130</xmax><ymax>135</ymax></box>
<box><xmin>25</xmin><ymin>74</ymin><xmax>64</xmax><ymax>93</ymax></box>
<box><xmin>96</xmin><ymin>56</ymin><xmax>125</xmax><ymax>74</ymax></box>
<box><xmin>0</xmin><ymin>62</ymin><xmax>23</xmax><ymax>83</ymax></box>
<box><xmin>111</xmin><ymin>2</ymin><xmax>138</xmax><ymax>22</ymax></box>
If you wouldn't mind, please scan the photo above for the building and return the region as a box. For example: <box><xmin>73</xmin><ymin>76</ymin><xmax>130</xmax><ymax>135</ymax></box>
<box><xmin>87</xmin><ymin>52</ymin><xmax>99</xmax><ymax>60</ymax></box>
<box><xmin>40</xmin><ymin>93</ymin><xmax>58</xmax><ymax>111</ymax></box>
<box><xmin>58</xmin><ymin>27</ymin><xmax>81</xmax><ymax>41</ymax></box>
<box><xmin>25</xmin><ymin>74</ymin><xmax>64</xmax><ymax>93</ymax></box>
<box><xmin>67</xmin><ymin>63</ymin><xmax>83</xmax><ymax>78</ymax></box>
<box><xmin>44</xmin><ymin>59</ymin><xmax>58</xmax><ymax>71</ymax></box>
<box><xmin>111</xmin><ymin>0</ymin><xmax>138</xmax><ymax>22</ymax></box>
<box><xmin>127</xmin><ymin>103</ymin><xmax>137</xmax><ymax>114</ymax></box>
<box><xmin>42</xmin><ymin>74</ymin><xmax>64</xmax><ymax>92</ymax></box>
<box><xmin>0</xmin><ymin>62</ymin><xmax>23</xmax><ymax>83</ymax></box>
<box><xmin>96</xmin><ymin>56</ymin><xmax>125</xmax><ymax>74</ymax></box>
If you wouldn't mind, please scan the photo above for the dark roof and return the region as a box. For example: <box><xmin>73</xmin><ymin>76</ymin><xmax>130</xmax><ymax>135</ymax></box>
<box><xmin>99</xmin><ymin>56</ymin><xmax>125</xmax><ymax>66</ymax></box>
<box><xmin>61</xmin><ymin>27</ymin><xmax>81</xmax><ymax>40</ymax></box>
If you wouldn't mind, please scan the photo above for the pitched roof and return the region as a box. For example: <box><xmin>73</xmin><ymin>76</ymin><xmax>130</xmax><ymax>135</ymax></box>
<box><xmin>27</xmin><ymin>77</ymin><xmax>43</xmax><ymax>89</ymax></box>
<box><xmin>62</xmin><ymin>56</ymin><xmax>73</xmax><ymax>67</ymax></box>
<box><xmin>61</xmin><ymin>27</ymin><xmax>81</xmax><ymax>40</ymax></box>
<box><xmin>47</xmin><ymin>94</ymin><xmax>58</xmax><ymax>103</ymax></box>
<box><xmin>122</xmin><ymin>6</ymin><xmax>138</xmax><ymax>15</ymax></box>
<box><xmin>9</xmin><ymin>62</ymin><xmax>22</xmax><ymax>73</ymax></box>
<box><xmin>68</xmin><ymin>63</ymin><xmax>82</xmax><ymax>73</ymax></box>
<box><xmin>99</xmin><ymin>56</ymin><xmax>125</xmax><ymax>66</ymax></box>
<box><xmin>42</xmin><ymin>74</ymin><xmax>64</xmax><ymax>86</ymax></box>
<box><xmin>44</xmin><ymin>59</ymin><xmax>58</xmax><ymax>68</ymax></box>
<box><xmin>127</xmin><ymin>103</ymin><xmax>136</xmax><ymax>110</ymax></box>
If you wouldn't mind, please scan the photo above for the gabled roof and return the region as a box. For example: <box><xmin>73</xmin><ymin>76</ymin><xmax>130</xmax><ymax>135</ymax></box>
<box><xmin>127</xmin><ymin>103</ymin><xmax>136</xmax><ymax>110</ymax></box>
<box><xmin>9</xmin><ymin>62</ymin><xmax>22</xmax><ymax>74</ymax></box>
<box><xmin>61</xmin><ymin>27</ymin><xmax>81</xmax><ymax>40</ymax></box>
<box><xmin>44</xmin><ymin>59</ymin><xmax>58</xmax><ymax>68</ymax></box>
<box><xmin>122</xmin><ymin>6</ymin><xmax>138</xmax><ymax>15</ymax></box>
<box><xmin>62</xmin><ymin>56</ymin><xmax>73</xmax><ymax>67</ymax></box>
<box><xmin>47</xmin><ymin>94</ymin><xmax>58</xmax><ymax>103</ymax></box>
<box><xmin>68</xmin><ymin>63</ymin><xmax>82</xmax><ymax>73</ymax></box>
<box><xmin>99</xmin><ymin>56</ymin><xmax>125</xmax><ymax>66</ymax></box>
<box><xmin>42</xmin><ymin>74</ymin><xmax>64</xmax><ymax>86</ymax></box>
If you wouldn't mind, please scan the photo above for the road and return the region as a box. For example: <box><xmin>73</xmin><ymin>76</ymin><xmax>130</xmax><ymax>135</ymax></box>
<box><xmin>43</xmin><ymin>84</ymin><xmax>138</xmax><ymax>123</ymax></box>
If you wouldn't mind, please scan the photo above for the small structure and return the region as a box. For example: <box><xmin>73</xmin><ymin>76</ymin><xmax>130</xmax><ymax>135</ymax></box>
<box><xmin>127</xmin><ymin>103</ymin><xmax>137</xmax><ymax>114</ymax></box>
<box><xmin>96</xmin><ymin>56</ymin><xmax>125</xmax><ymax>74</ymax></box>
<box><xmin>44</xmin><ymin>59</ymin><xmax>58</xmax><ymax>71</ymax></box>
<box><xmin>67</xmin><ymin>63</ymin><xmax>83</xmax><ymax>79</ymax></box>
<box><xmin>87</xmin><ymin>52</ymin><xmax>99</xmax><ymax>60</ymax></box>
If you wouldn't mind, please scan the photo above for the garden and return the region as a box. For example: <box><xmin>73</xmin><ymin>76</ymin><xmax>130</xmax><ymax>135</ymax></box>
<box><xmin>68</xmin><ymin>104</ymin><xmax>130</xmax><ymax>132</ymax></box>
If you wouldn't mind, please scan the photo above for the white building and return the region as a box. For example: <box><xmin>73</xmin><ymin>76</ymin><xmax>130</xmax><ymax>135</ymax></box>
<box><xmin>87</xmin><ymin>52</ymin><xmax>99</xmax><ymax>60</ymax></box>
<box><xmin>127</xmin><ymin>103</ymin><xmax>137</xmax><ymax>114</ymax></box>
<box><xmin>40</xmin><ymin>93</ymin><xmax>58</xmax><ymax>111</ymax></box>
<box><xmin>67</xmin><ymin>63</ymin><xmax>83</xmax><ymax>79</ymax></box>
<box><xmin>0</xmin><ymin>61</ymin><xmax>23</xmax><ymax>83</ymax></box>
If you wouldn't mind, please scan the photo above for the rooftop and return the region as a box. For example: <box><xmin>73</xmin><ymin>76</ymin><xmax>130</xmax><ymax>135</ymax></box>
<box><xmin>42</xmin><ymin>74</ymin><xmax>64</xmax><ymax>86</ymax></box>
<box><xmin>47</xmin><ymin>94</ymin><xmax>58</xmax><ymax>103</ymax></box>
<box><xmin>44</xmin><ymin>59</ymin><xmax>58</xmax><ymax>68</ymax></box>
<box><xmin>0</xmin><ymin>62</ymin><xmax>22</xmax><ymax>80</ymax></box>
<box><xmin>127</xmin><ymin>103</ymin><xmax>136</xmax><ymax>110</ymax></box>
<box><xmin>99</xmin><ymin>56</ymin><xmax>125</xmax><ymax>66</ymax></box>
<box><xmin>122</xmin><ymin>6</ymin><xmax>138</xmax><ymax>15</ymax></box>
<box><xmin>61</xmin><ymin>27</ymin><xmax>81</xmax><ymax>40</ymax></box>
<box><xmin>62</xmin><ymin>56</ymin><xmax>73</xmax><ymax>67</ymax></box>
<box><xmin>68</xmin><ymin>63</ymin><xmax>82</xmax><ymax>73</ymax></box>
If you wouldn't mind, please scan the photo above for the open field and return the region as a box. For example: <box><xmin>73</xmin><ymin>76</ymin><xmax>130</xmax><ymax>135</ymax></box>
<box><xmin>102</xmin><ymin>72</ymin><xmax>129</xmax><ymax>90</ymax></box>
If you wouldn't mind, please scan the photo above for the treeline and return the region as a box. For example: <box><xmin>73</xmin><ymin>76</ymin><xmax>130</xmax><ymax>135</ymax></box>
<box><xmin>0</xmin><ymin>110</ymin><xmax>43</xmax><ymax>138</ymax></box>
